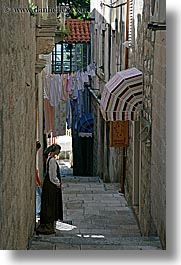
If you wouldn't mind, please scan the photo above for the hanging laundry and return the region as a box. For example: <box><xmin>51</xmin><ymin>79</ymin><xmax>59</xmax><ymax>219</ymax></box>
<box><xmin>66</xmin><ymin>98</ymin><xmax>72</xmax><ymax>130</ymax></box>
<box><xmin>54</xmin><ymin>74</ymin><xmax>62</xmax><ymax>105</ymax></box>
<box><xmin>61</xmin><ymin>74</ymin><xmax>68</xmax><ymax>100</ymax></box>
<box><xmin>70</xmin><ymin>98</ymin><xmax>78</xmax><ymax>131</ymax></box>
<box><xmin>87</xmin><ymin>64</ymin><xmax>96</xmax><ymax>77</ymax></box>
<box><xmin>44</xmin><ymin>98</ymin><xmax>54</xmax><ymax>134</ymax></box>
<box><xmin>66</xmin><ymin>73</ymin><xmax>72</xmax><ymax>93</ymax></box>
<box><xmin>44</xmin><ymin>75</ymin><xmax>51</xmax><ymax>99</ymax></box>
<box><xmin>53</xmin><ymin>100</ymin><xmax>67</xmax><ymax>137</ymax></box>
<box><xmin>43</xmin><ymin>68</ymin><xmax>92</xmax><ymax>136</ymax></box>
<box><xmin>77</xmin><ymin>71</ymin><xmax>84</xmax><ymax>91</ymax></box>
<box><xmin>81</xmin><ymin>71</ymin><xmax>89</xmax><ymax>84</ymax></box>
<box><xmin>49</xmin><ymin>75</ymin><xmax>56</xmax><ymax>106</ymax></box>
<box><xmin>77</xmin><ymin>89</ymin><xmax>84</xmax><ymax>119</ymax></box>
<box><xmin>43</xmin><ymin>74</ymin><xmax>63</xmax><ymax>106</ymax></box>
<box><xmin>48</xmin><ymin>74</ymin><xmax>62</xmax><ymax>106</ymax></box>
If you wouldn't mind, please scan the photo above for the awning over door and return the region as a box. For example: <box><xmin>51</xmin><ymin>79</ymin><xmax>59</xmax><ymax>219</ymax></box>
<box><xmin>100</xmin><ymin>68</ymin><xmax>143</xmax><ymax>121</ymax></box>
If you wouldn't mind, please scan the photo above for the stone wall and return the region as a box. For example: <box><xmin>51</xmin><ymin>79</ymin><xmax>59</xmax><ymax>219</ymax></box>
<box><xmin>139</xmin><ymin>1</ymin><xmax>166</xmax><ymax>249</ymax></box>
<box><xmin>125</xmin><ymin>0</ymin><xmax>166</xmax><ymax>248</ymax></box>
<box><xmin>0</xmin><ymin>0</ymin><xmax>37</xmax><ymax>249</ymax></box>
<box><xmin>90</xmin><ymin>0</ymin><xmax>166</xmax><ymax>248</ymax></box>
<box><xmin>124</xmin><ymin>122</ymin><xmax>134</xmax><ymax>203</ymax></box>
<box><xmin>151</xmin><ymin>30</ymin><xmax>166</xmax><ymax>249</ymax></box>
<box><xmin>90</xmin><ymin>92</ymin><xmax>99</xmax><ymax>176</ymax></box>
<box><xmin>90</xmin><ymin>92</ymin><xmax>122</xmax><ymax>184</ymax></box>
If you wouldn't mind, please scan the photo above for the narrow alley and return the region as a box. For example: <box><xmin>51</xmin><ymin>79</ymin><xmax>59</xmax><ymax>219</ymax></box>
<box><xmin>29</xmin><ymin>162</ymin><xmax>161</xmax><ymax>250</ymax></box>
<box><xmin>0</xmin><ymin>0</ymin><xmax>166</xmax><ymax>251</ymax></box>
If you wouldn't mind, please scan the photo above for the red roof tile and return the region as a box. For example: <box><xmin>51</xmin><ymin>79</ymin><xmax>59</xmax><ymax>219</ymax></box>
<box><xmin>65</xmin><ymin>19</ymin><xmax>90</xmax><ymax>43</ymax></box>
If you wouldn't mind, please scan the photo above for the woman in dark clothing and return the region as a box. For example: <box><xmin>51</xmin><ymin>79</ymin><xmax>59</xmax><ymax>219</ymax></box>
<box><xmin>36</xmin><ymin>144</ymin><xmax>63</xmax><ymax>235</ymax></box>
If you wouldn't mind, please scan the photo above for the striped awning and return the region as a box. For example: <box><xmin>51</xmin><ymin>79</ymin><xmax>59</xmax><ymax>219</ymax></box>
<box><xmin>100</xmin><ymin>68</ymin><xmax>143</xmax><ymax>121</ymax></box>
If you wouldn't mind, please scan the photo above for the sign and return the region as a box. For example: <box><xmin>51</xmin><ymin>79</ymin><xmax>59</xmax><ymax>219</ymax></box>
<box><xmin>110</xmin><ymin>120</ymin><xmax>129</xmax><ymax>147</ymax></box>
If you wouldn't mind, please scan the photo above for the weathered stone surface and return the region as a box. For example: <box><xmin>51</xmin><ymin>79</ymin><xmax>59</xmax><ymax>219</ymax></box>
<box><xmin>151</xmin><ymin>30</ymin><xmax>166</xmax><ymax>249</ymax></box>
<box><xmin>36</xmin><ymin>36</ymin><xmax>55</xmax><ymax>55</ymax></box>
<box><xmin>0</xmin><ymin>0</ymin><xmax>57</xmax><ymax>250</ymax></box>
<box><xmin>125</xmin><ymin>0</ymin><xmax>166</xmax><ymax>249</ymax></box>
<box><xmin>0</xmin><ymin>0</ymin><xmax>37</xmax><ymax>250</ymax></box>
<box><xmin>28</xmin><ymin>176</ymin><xmax>161</xmax><ymax>250</ymax></box>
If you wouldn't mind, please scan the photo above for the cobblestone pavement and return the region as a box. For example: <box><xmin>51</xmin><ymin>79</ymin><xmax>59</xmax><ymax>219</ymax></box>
<box><xmin>28</xmin><ymin>162</ymin><xmax>162</xmax><ymax>250</ymax></box>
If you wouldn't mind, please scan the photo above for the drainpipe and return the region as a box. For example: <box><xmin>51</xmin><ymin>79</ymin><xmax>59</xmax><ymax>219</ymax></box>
<box><xmin>108</xmin><ymin>2</ymin><xmax>112</xmax><ymax>79</ymax></box>
<box><xmin>124</xmin><ymin>0</ymin><xmax>129</xmax><ymax>69</ymax></box>
<box><xmin>121</xmin><ymin>0</ymin><xmax>129</xmax><ymax>193</ymax></box>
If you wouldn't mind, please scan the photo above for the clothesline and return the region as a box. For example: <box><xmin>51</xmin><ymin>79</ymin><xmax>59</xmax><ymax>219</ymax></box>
<box><xmin>43</xmin><ymin>66</ymin><xmax>95</xmax><ymax>102</ymax></box>
<box><xmin>43</xmin><ymin>65</ymin><xmax>96</xmax><ymax>136</ymax></box>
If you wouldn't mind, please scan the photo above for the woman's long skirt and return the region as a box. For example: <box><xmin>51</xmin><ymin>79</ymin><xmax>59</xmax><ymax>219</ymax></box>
<box><xmin>37</xmin><ymin>177</ymin><xmax>63</xmax><ymax>234</ymax></box>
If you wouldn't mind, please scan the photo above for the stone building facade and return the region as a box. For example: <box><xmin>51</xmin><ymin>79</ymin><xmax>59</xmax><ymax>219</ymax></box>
<box><xmin>150</xmin><ymin>29</ymin><xmax>166</xmax><ymax>248</ymax></box>
<box><xmin>126</xmin><ymin>0</ymin><xmax>166</xmax><ymax>248</ymax></box>
<box><xmin>90</xmin><ymin>0</ymin><xmax>166</xmax><ymax>249</ymax></box>
<box><xmin>0</xmin><ymin>0</ymin><xmax>57</xmax><ymax>249</ymax></box>
<box><xmin>90</xmin><ymin>0</ymin><xmax>125</xmax><ymax>184</ymax></box>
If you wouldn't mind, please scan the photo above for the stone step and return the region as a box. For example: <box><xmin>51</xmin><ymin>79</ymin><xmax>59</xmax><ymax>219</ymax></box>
<box><xmin>30</xmin><ymin>234</ymin><xmax>161</xmax><ymax>250</ymax></box>
<box><xmin>30</xmin><ymin>176</ymin><xmax>162</xmax><ymax>250</ymax></box>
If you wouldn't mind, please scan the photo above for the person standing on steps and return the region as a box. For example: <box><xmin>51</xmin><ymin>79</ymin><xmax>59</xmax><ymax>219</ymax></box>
<box><xmin>36</xmin><ymin>144</ymin><xmax>63</xmax><ymax>235</ymax></box>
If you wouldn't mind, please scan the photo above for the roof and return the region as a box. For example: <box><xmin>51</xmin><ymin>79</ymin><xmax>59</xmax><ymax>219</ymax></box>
<box><xmin>65</xmin><ymin>19</ymin><xmax>90</xmax><ymax>43</ymax></box>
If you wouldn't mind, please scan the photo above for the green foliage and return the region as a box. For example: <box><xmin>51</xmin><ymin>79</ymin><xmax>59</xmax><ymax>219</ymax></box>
<box><xmin>28</xmin><ymin>0</ymin><xmax>37</xmax><ymax>16</ymax></box>
<box><xmin>57</xmin><ymin>0</ymin><xmax>90</xmax><ymax>19</ymax></box>
<box><xmin>58</xmin><ymin>26</ymin><xmax>72</xmax><ymax>41</ymax></box>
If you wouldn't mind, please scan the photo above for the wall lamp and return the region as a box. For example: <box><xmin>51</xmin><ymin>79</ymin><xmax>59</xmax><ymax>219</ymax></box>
<box><xmin>100</xmin><ymin>1</ymin><xmax>127</xmax><ymax>8</ymax></box>
<box><xmin>148</xmin><ymin>23</ymin><xmax>166</xmax><ymax>31</ymax></box>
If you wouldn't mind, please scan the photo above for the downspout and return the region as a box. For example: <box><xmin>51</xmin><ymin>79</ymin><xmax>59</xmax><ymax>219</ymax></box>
<box><xmin>108</xmin><ymin>4</ymin><xmax>112</xmax><ymax>79</ymax></box>
<box><xmin>124</xmin><ymin>0</ymin><xmax>129</xmax><ymax>69</ymax></box>
<box><xmin>121</xmin><ymin>0</ymin><xmax>130</xmax><ymax>193</ymax></box>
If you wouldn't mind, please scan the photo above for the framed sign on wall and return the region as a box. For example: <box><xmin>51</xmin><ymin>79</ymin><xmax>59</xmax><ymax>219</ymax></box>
<box><xmin>110</xmin><ymin>120</ymin><xmax>129</xmax><ymax>147</ymax></box>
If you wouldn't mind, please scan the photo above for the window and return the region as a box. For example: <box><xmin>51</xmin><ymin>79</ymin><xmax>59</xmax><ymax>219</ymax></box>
<box><xmin>150</xmin><ymin>0</ymin><xmax>166</xmax><ymax>24</ymax></box>
<box><xmin>52</xmin><ymin>43</ymin><xmax>90</xmax><ymax>73</ymax></box>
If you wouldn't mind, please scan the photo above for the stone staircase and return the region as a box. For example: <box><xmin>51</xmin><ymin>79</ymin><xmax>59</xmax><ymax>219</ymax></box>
<box><xmin>28</xmin><ymin>176</ymin><xmax>162</xmax><ymax>250</ymax></box>
<box><xmin>29</xmin><ymin>233</ymin><xmax>161</xmax><ymax>250</ymax></box>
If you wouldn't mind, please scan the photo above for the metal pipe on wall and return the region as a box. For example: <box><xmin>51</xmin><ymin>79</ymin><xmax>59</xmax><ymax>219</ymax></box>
<box><xmin>124</xmin><ymin>0</ymin><xmax>129</xmax><ymax>69</ymax></box>
<box><xmin>121</xmin><ymin>0</ymin><xmax>130</xmax><ymax>193</ymax></box>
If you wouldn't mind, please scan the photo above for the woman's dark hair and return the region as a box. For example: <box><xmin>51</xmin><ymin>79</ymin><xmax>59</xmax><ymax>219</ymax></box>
<box><xmin>51</xmin><ymin>144</ymin><xmax>61</xmax><ymax>152</ymax></box>
<box><xmin>44</xmin><ymin>144</ymin><xmax>61</xmax><ymax>156</ymax></box>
